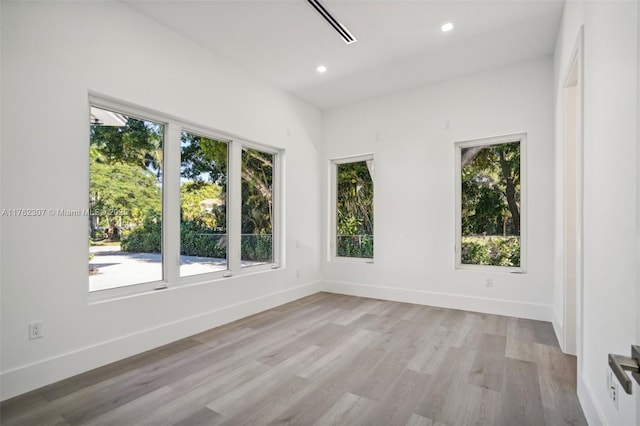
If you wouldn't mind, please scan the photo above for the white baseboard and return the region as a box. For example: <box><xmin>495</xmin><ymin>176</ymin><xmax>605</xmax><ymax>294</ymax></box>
<box><xmin>552</xmin><ymin>308</ymin><xmax>565</xmax><ymax>351</ymax></box>
<box><xmin>0</xmin><ymin>281</ymin><xmax>322</xmax><ymax>401</ymax></box>
<box><xmin>578</xmin><ymin>373</ymin><xmax>605</xmax><ymax>426</ymax></box>
<box><xmin>322</xmin><ymin>280</ymin><xmax>552</xmax><ymax>321</ymax></box>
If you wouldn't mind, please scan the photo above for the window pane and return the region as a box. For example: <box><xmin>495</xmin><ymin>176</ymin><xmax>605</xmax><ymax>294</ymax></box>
<box><xmin>89</xmin><ymin>106</ymin><xmax>163</xmax><ymax>291</ymax></box>
<box><xmin>460</xmin><ymin>142</ymin><xmax>521</xmax><ymax>267</ymax></box>
<box><xmin>241</xmin><ymin>148</ymin><xmax>273</xmax><ymax>267</ymax></box>
<box><xmin>180</xmin><ymin>131</ymin><xmax>228</xmax><ymax>277</ymax></box>
<box><xmin>336</xmin><ymin>160</ymin><xmax>374</xmax><ymax>258</ymax></box>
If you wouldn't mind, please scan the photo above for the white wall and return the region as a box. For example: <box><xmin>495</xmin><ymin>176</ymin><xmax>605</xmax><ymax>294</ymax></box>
<box><xmin>554</xmin><ymin>1</ymin><xmax>639</xmax><ymax>425</ymax></box>
<box><xmin>322</xmin><ymin>58</ymin><xmax>555</xmax><ymax>321</ymax></box>
<box><xmin>0</xmin><ymin>2</ymin><xmax>323</xmax><ymax>400</ymax></box>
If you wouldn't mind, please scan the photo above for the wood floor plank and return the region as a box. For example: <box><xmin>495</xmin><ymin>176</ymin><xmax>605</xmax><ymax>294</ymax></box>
<box><xmin>0</xmin><ymin>293</ymin><xmax>587</xmax><ymax>426</ymax></box>
<box><xmin>349</xmin><ymin>335</ymin><xmax>417</xmax><ymax>401</ymax></box>
<box><xmin>217</xmin><ymin>373</ymin><xmax>311</xmax><ymax>425</ymax></box>
<box><xmin>172</xmin><ymin>407</ymin><xmax>226</xmax><ymax>426</ymax></box>
<box><xmin>42</xmin><ymin>337</ymin><xmax>203</xmax><ymax>402</ymax></box>
<box><xmin>332</xmin><ymin>299</ymin><xmax>383</xmax><ymax>326</ymax></box>
<box><xmin>405</xmin><ymin>413</ymin><xmax>447</xmax><ymax>426</ymax></box>
<box><xmin>130</xmin><ymin>361</ymin><xmax>270</xmax><ymax>425</ymax></box>
<box><xmin>312</xmin><ymin>392</ymin><xmax>377</xmax><ymax>426</ymax></box>
<box><xmin>413</xmin><ymin>346</ymin><xmax>479</xmax><ymax>424</ymax></box>
<box><xmin>497</xmin><ymin>357</ymin><xmax>546</xmax><ymax>426</ymax></box>
<box><xmin>467</xmin><ymin>333</ymin><xmax>507</xmax><ymax>392</ymax></box>
<box><xmin>360</xmin><ymin>368</ymin><xmax>432</xmax><ymax>426</ymax></box>
<box><xmin>407</xmin><ymin>325</ymin><xmax>452</xmax><ymax>374</ymax></box>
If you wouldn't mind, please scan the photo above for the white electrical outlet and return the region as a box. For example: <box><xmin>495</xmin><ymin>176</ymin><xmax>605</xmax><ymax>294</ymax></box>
<box><xmin>485</xmin><ymin>277</ymin><xmax>493</xmax><ymax>287</ymax></box>
<box><xmin>607</xmin><ymin>369</ymin><xmax>619</xmax><ymax>409</ymax></box>
<box><xmin>29</xmin><ymin>321</ymin><xmax>43</xmax><ymax>340</ymax></box>
<box><xmin>296</xmin><ymin>269</ymin><xmax>301</xmax><ymax>278</ymax></box>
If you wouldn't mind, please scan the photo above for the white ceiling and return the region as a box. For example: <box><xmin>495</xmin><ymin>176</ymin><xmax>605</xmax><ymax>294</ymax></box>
<box><xmin>125</xmin><ymin>0</ymin><xmax>564</xmax><ymax>110</ymax></box>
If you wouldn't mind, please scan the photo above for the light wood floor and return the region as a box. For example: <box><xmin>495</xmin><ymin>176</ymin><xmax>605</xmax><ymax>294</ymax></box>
<box><xmin>1</xmin><ymin>292</ymin><xmax>587</xmax><ymax>425</ymax></box>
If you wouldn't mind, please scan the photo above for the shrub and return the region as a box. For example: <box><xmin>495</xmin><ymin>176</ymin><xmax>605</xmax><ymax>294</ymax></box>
<box><xmin>121</xmin><ymin>215</ymin><xmax>227</xmax><ymax>258</ymax></box>
<box><xmin>461</xmin><ymin>236</ymin><xmax>520</xmax><ymax>267</ymax></box>
<box><xmin>241</xmin><ymin>234</ymin><xmax>273</xmax><ymax>262</ymax></box>
<box><xmin>180</xmin><ymin>220</ymin><xmax>226</xmax><ymax>258</ymax></box>
<box><xmin>337</xmin><ymin>234</ymin><xmax>373</xmax><ymax>258</ymax></box>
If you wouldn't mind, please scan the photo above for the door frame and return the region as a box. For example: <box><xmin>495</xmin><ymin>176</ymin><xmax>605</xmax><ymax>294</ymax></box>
<box><xmin>561</xmin><ymin>27</ymin><xmax>584</xmax><ymax>362</ymax></box>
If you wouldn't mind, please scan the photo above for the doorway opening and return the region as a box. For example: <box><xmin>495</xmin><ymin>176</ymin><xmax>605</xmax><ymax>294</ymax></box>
<box><xmin>562</xmin><ymin>36</ymin><xmax>583</xmax><ymax>358</ymax></box>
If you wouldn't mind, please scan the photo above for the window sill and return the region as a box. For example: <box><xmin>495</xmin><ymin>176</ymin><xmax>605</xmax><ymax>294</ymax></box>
<box><xmin>87</xmin><ymin>263</ymin><xmax>280</xmax><ymax>304</ymax></box>
<box><xmin>455</xmin><ymin>263</ymin><xmax>526</xmax><ymax>274</ymax></box>
<box><xmin>329</xmin><ymin>257</ymin><xmax>374</xmax><ymax>264</ymax></box>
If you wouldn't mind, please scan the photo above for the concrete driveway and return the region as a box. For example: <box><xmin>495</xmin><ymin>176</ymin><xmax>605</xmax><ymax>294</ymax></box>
<box><xmin>89</xmin><ymin>245</ymin><xmax>260</xmax><ymax>292</ymax></box>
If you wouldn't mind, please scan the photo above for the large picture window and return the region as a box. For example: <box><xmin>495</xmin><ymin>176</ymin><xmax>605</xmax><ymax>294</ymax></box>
<box><xmin>456</xmin><ymin>134</ymin><xmax>526</xmax><ymax>271</ymax></box>
<box><xmin>180</xmin><ymin>131</ymin><xmax>228</xmax><ymax>277</ymax></box>
<box><xmin>89</xmin><ymin>106</ymin><xmax>164</xmax><ymax>291</ymax></box>
<box><xmin>331</xmin><ymin>155</ymin><xmax>374</xmax><ymax>260</ymax></box>
<box><xmin>88</xmin><ymin>97</ymin><xmax>280</xmax><ymax>295</ymax></box>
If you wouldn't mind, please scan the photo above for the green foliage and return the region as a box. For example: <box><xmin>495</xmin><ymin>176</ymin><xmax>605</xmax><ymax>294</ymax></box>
<box><xmin>336</xmin><ymin>160</ymin><xmax>374</xmax><ymax>258</ymax></box>
<box><xmin>337</xmin><ymin>235</ymin><xmax>373</xmax><ymax>258</ymax></box>
<box><xmin>180</xmin><ymin>220</ymin><xmax>226</xmax><ymax>258</ymax></box>
<box><xmin>461</xmin><ymin>142</ymin><xmax>520</xmax><ymax>236</ymax></box>
<box><xmin>241</xmin><ymin>148</ymin><xmax>273</xmax><ymax>236</ymax></box>
<box><xmin>461</xmin><ymin>142</ymin><xmax>520</xmax><ymax>267</ymax></box>
<box><xmin>241</xmin><ymin>234</ymin><xmax>273</xmax><ymax>262</ymax></box>
<box><xmin>90</xmin><ymin>112</ymin><xmax>163</xmax><ymax>240</ymax></box>
<box><xmin>181</xmin><ymin>132</ymin><xmax>227</xmax><ymax>186</ymax></box>
<box><xmin>91</xmin><ymin>114</ymin><xmax>277</xmax><ymax>262</ymax></box>
<box><xmin>92</xmin><ymin>229</ymin><xmax>106</xmax><ymax>241</ymax></box>
<box><xmin>461</xmin><ymin>236</ymin><xmax>520</xmax><ymax>267</ymax></box>
<box><xmin>121</xmin><ymin>211</ymin><xmax>162</xmax><ymax>253</ymax></box>
<box><xmin>179</xmin><ymin>132</ymin><xmax>229</xmax><ymax>259</ymax></box>
<box><xmin>90</xmin><ymin>116</ymin><xmax>163</xmax><ymax>172</ymax></box>
<box><xmin>122</xmin><ymin>214</ymin><xmax>228</xmax><ymax>258</ymax></box>
<box><xmin>180</xmin><ymin>181</ymin><xmax>222</xmax><ymax>228</ymax></box>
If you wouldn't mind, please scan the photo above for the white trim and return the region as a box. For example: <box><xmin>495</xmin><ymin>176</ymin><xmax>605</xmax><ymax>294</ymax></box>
<box><xmin>1</xmin><ymin>281</ymin><xmax>322</xmax><ymax>401</ymax></box>
<box><xmin>329</xmin><ymin>153</ymin><xmax>374</xmax><ymax>262</ymax></box>
<box><xmin>228</xmin><ymin>141</ymin><xmax>242</xmax><ymax>273</ymax></box>
<box><xmin>164</xmin><ymin>123</ymin><xmax>181</xmax><ymax>284</ymax></box>
<box><xmin>561</xmin><ymin>25</ymin><xmax>584</xmax><ymax>363</ymax></box>
<box><xmin>552</xmin><ymin>307</ymin><xmax>564</xmax><ymax>351</ymax></box>
<box><xmin>88</xmin><ymin>99</ymin><xmax>169</xmax><ymax>298</ymax></box>
<box><xmin>332</xmin><ymin>153</ymin><xmax>374</xmax><ymax>165</ymax></box>
<box><xmin>322</xmin><ymin>280</ymin><xmax>551</xmax><ymax>321</ymax></box>
<box><xmin>454</xmin><ymin>132</ymin><xmax>527</xmax><ymax>273</ymax></box>
<box><xmin>239</xmin><ymin>145</ymin><xmax>280</xmax><ymax>269</ymax></box>
<box><xmin>177</xmin><ymin>128</ymin><xmax>230</xmax><ymax>280</ymax></box>
<box><xmin>577</xmin><ymin>373</ymin><xmax>605</xmax><ymax>426</ymax></box>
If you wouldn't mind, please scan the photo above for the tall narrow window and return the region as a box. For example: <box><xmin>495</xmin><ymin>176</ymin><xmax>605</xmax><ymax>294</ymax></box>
<box><xmin>332</xmin><ymin>155</ymin><xmax>374</xmax><ymax>260</ymax></box>
<box><xmin>180</xmin><ymin>131</ymin><xmax>228</xmax><ymax>277</ymax></box>
<box><xmin>241</xmin><ymin>147</ymin><xmax>274</xmax><ymax>267</ymax></box>
<box><xmin>89</xmin><ymin>106</ymin><xmax>164</xmax><ymax>291</ymax></box>
<box><xmin>456</xmin><ymin>134</ymin><xmax>525</xmax><ymax>270</ymax></box>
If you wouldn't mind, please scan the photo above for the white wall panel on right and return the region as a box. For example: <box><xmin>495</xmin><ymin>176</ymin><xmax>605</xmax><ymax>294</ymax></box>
<box><xmin>554</xmin><ymin>1</ymin><xmax>639</xmax><ymax>424</ymax></box>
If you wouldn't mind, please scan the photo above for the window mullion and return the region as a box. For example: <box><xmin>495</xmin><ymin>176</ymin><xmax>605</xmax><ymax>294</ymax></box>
<box><xmin>228</xmin><ymin>141</ymin><xmax>242</xmax><ymax>274</ymax></box>
<box><xmin>163</xmin><ymin>122</ymin><xmax>181</xmax><ymax>285</ymax></box>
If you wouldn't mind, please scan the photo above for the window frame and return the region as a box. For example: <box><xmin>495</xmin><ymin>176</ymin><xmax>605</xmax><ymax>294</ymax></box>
<box><xmin>454</xmin><ymin>133</ymin><xmax>527</xmax><ymax>273</ymax></box>
<box><xmin>238</xmin><ymin>141</ymin><xmax>281</xmax><ymax>272</ymax></box>
<box><xmin>88</xmin><ymin>93</ymin><xmax>282</xmax><ymax>303</ymax></box>
<box><xmin>178</xmin><ymin>126</ymin><xmax>232</xmax><ymax>281</ymax></box>
<box><xmin>88</xmin><ymin>96</ymin><xmax>169</xmax><ymax>298</ymax></box>
<box><xmin>329</xmin><ymin>153</ymin><xmax>374</xmax><ymax>263</ymax></box>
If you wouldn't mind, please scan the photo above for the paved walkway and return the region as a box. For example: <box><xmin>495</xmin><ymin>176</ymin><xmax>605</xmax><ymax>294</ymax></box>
<box><xmin>89</xmin><ymin>245</ymin><xmax>261</xmax><ymax>292</ymax></box>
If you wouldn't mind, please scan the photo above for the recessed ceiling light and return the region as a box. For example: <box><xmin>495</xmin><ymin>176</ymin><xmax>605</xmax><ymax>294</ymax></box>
<box><xmin>317</xmin><ymin>65</ymin><xmax>327</xmax><ymax>73</ymax></box>
<box><xmin>441</xmin><ymin>22</ymin><xmax>454</xmax><ymax>32</ymax></box>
